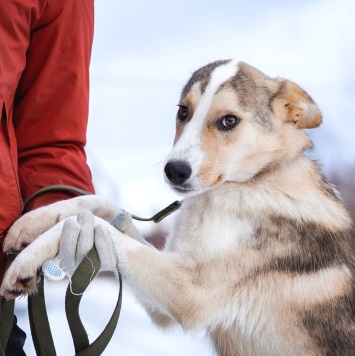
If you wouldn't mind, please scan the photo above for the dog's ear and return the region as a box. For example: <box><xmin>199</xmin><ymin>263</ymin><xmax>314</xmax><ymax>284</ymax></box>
<box><xmin>272</xmin><ymin>79</ymin><xmax>322</xmax><ymax>129</ymax></box>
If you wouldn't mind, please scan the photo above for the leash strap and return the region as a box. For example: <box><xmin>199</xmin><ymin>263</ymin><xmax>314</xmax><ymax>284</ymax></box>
<box><xmin>0</xmin><ymin>298</ymin><xmax>15</xmax><ymax>355</ymax></box>
<box><xmin>0</xmin><ymin>256</ymin><xmax>16</xmax><ymax>355</ymax></box>
<box><xmin>30</xmin><ymin>247</ymin><xmax>122</xmax><ymax>356</ymax></box>
<box><xmin>22</xmin><ymin>184</ymin><xmax>93</xmax><ymax>213</ymax></box>
<box><xmin>132</xmin><ymin>200</ymin><xmax>182</xmax><ymax>223</ymax></box>
<box><xmin>65</xmin><ymin>247</ymin><xmax>122</xmax><ymax>356</ymax></box>
<box><xmin>23</xmin><ymin>185</ymin><xmax>182</xmax><ymax>224</ymax></box>
<box><xmin>28</xmin><ymin>277</ymin><xmax>57</xmax><ymax>356</ymax></box>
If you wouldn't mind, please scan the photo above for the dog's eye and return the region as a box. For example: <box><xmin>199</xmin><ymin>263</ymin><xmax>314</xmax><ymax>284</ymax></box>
<box><xmin>219</xmin><ymin>115</ymin><xmax>240</xmax><ymax>130</ymax></box>
<box><xmin>177</xmin><ymin>105</ymin><xmax>189</xmax><ymax>121</ymax></box>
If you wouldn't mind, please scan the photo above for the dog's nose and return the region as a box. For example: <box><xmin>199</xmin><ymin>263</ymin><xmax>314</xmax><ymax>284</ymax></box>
<box><xmin>164</xmin><ymin>161</ymin><xmax>192</xmax><ymax>185</ymax></box>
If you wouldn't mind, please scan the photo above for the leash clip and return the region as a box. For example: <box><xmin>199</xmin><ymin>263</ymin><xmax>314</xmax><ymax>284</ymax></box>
<box><xmin>131</xmin><ymin>200</ymin><xmax>182</xmax><ymax>223</ymax></box>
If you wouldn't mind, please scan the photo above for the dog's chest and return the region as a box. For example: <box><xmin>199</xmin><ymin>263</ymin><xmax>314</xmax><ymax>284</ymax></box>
<box><xmin>166</xmin><ymin>195</ymin><xmax>254</xmax><ymax>256</ymax></box>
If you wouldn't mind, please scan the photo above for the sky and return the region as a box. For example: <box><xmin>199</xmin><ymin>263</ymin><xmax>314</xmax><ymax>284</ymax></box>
<box><xmin>16</xmin><ymin>1</ymin><xmax>355</xmax><ymax>355</ymax></box>
<box><xmin>87</xmin><ymin>0</ymin><xmax>355</xmax><ymax>221</ymax></box>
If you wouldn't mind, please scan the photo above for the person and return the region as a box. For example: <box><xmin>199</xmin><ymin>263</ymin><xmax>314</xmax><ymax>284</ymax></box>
<box><xmin>0</xmin><ymin>0</ymin><xmax>95</xmax><ymax>353</ymax></box>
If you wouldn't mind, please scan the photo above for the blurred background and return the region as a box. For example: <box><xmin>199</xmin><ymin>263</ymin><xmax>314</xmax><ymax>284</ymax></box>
<box><xmin>16</xmin><ymin>0</ymin><xmax>355</xmax><ymax>354</ymax></box>
<box><xmin>87</xmin><ymin>0</ymin><xmax>355</xmax><ymax>233</ymax></box>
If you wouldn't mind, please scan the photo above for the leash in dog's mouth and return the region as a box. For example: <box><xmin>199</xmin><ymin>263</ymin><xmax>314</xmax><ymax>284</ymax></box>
<box><xmin>131</xmin><ymin>200</ymin><xmax>182</xmax><ymax>223</ymax></box>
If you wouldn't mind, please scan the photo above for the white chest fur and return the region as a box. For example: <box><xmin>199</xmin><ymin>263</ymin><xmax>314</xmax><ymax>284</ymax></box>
<box><xmin>165</xmin><ymin>189</ymin><xmax>254</xmax><ymax>259</ymax></box>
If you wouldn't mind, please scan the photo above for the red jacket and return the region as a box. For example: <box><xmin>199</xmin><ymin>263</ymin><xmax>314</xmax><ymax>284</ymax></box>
<box><xmin>0</xmin><ymin>0</ymin><xmax>95</xmax><ymax>281</ymax></box>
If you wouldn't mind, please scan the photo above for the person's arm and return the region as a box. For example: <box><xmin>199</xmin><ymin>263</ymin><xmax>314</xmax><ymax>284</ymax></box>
<box><xmin>17</xmin><ymin>141</ymin><xmax>95</xmax><ymax>212</ymax></box>
<box><xmin>13</xmin><ymin>0</ymin><xmax>95</xmax><ymax>211</ymax></box>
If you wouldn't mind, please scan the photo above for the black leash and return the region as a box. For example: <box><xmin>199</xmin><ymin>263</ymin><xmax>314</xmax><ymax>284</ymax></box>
<box><xmin>28</xmin><ymin>247</ymin><xmax>122</xmax><ymax>356</ymax></box>
<box><xmin>131</xmin><ymin>200</ymin><xmax>182</xmax><ymax>223</ymax></box>
<box><xmin>65</xmin><ymin>247</ymin><xmax>122</xmax><ymax>355</ymax></box>
<box><xmin>0</xmin><ymin>257</ymin><xmax>15</xmax><ymax>356</ymax></box>
<box><xmin>1</xmin><ymin>184</ymin><xmax>181</xmax><ymax>355</ymax></box>
<box><xmin>28</xmin><ymin>277</ymin><xmax>56</xmax><ymax>355</ymax></box>
<box><xmin>0</xmin><ymin>299</ymin><xmax>15</xmax><ymax>356</ymax></box>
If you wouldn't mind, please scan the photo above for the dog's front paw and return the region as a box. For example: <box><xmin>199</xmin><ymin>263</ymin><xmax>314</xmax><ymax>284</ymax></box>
<box><xmin>1</xmin><ymin>221</ymin><xmax>64</xmax><ymax>299</ymax></box>
<box><xmin>0</xmin><ymin>260</ymin><xmax>42</xmax><ymax>299</ymax></box>
<box><xmin>3</xmin><ymin>208</ymin><xmax>60</xmax><ymax>253</ymax></box>
<box><xmin>0</xmin><ymin>246</ymin><xmax>47</xmax><ymax>299</ymax></box>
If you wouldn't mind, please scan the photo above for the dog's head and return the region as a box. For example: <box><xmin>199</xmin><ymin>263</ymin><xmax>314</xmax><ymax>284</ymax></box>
<box><xmin>164</xmin><ymin>60</ymin><xmax>322</xmax><ymax>196</ymax></box>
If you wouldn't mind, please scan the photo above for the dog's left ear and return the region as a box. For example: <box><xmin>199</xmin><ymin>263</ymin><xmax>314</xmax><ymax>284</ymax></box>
<box><xmin>272</xmin><ymin>79</ymin><xmax>322</xmax><ymax>129</ymax></box>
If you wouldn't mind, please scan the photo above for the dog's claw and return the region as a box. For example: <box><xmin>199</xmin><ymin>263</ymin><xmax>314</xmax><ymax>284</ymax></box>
<box><xmin>5</xmin><ymin>243</ymin><xmax>28</xmax><ymax>255</ymax></box>
<box><xmin>18</xmin><ymin>276</ymin><xmax>33</xmax><ymax>284</ymax></box>
<box><xmin>5</xmin><ymin>248</ymin><xmax>20</xmax><ymax>255</ymax></box>
<box><xmin>7</xmin><ymin>289</ymin><xmax>24</xmax><ymax>296</ymax></box>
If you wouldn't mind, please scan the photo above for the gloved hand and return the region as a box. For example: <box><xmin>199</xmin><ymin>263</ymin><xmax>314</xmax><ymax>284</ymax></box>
<box><xmin>60</xmin><ymin>210</ymin><xmax>117</xmax><ymax>275</ymax></box>
<box><xmin>42</xmin><ymin>209</ymin><xmax>142</xmax><ymax>280</ymax></box>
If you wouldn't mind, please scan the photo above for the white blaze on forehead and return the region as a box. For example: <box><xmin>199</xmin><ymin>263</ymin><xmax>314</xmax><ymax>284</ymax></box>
<box><xmin>167</xmin><ymin>60</ymin><xmax>239</xmax><ymax>171</ymax></box>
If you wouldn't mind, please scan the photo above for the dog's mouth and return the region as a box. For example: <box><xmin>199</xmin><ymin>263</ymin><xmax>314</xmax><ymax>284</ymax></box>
<box><xmin>171</xmin><ymin>183</ymin><xmax>194</xmax><ymax>195</ymax></box>
<box><xmin>164</xmin><ymin>159</ymin><xmax>211</xmax><ymax>196</ymax></box>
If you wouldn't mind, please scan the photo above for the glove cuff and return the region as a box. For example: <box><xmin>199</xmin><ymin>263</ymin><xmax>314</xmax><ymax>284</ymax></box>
<box><xmin>110</xmin><ymin>211</ymin><xmax>132</xmax><ymax>233</ymax></box>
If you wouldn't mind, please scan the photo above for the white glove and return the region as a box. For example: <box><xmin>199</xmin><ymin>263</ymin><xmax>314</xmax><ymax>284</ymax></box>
<box><xmin>59</xmin><ymin>210</ymin><xmax>97</xmax><ymax>275</ymax></box>
<box><xmin>42</xmin><ymin>209</ymin><xmax>141</xmax><ymax>280</ymax></box>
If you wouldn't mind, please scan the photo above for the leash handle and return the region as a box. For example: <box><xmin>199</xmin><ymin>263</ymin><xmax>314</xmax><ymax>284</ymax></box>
<box><xmin>21</xmin><ymin>185</ymin><xmax>180</xmax><ymax>355</ymax></box>
<box><xmin>25</xmin><ymin>184</ymin><xmax>121</xmax><ymax>356</ymax></box>
<box><xmin>65</xmin><ymin>247</ymin><xmax>122</xmax><ymax>356</ymax></box>
<box><xmin>29</xmin><ymin>247</ymin><xmax>122</xmax><ymax>356</ymax></box>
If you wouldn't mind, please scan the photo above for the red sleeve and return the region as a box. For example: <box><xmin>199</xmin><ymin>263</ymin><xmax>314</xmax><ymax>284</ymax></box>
<box><xmin>12</xmin><ymin>0</ymin><xmax>95</xmax><ymax>211</ymax></box>
<box><xmin>18</xmin><ymin>143</ymin><xmax>95</xmax><ymax>212</ymax></box>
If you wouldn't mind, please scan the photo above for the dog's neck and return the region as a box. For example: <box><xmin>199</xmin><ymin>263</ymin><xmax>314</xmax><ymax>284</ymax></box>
<box><xmin>182</xmin><ymin>155</ymin><xmax>350</xmax><ymax>232</ymax></box>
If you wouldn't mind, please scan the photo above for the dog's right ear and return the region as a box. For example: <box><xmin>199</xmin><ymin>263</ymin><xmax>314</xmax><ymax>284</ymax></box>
<box><xmin>272</xmin><ymin>79</ymin><xmax>322</xmax><ymax>129</ymax></box>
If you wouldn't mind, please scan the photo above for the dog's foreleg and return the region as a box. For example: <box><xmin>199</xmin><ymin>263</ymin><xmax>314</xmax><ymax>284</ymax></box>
<box><xmin>105</xmin><ymin>224</ymin><xmax>223</xmax><ymax>330</ymax></box>
<box><xmin>2</xmin><ymin>216</ymin><xmax>222</xmax><ymax>331</ymax></box>
<box><xmin>3</xmin><ymin>195</ymin><xmax>120</xmax><ymax>253</ymax></box>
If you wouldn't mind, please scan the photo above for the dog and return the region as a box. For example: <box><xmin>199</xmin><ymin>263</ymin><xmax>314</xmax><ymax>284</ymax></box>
<box><xmin>1</xmin><ymin>60</ymin><xmax>354</xmax><ymax>355</ymax></box>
